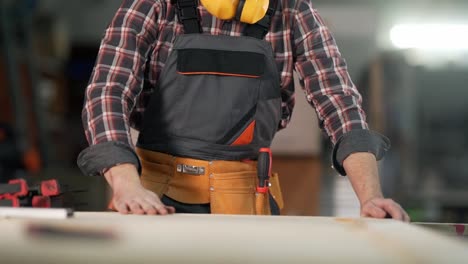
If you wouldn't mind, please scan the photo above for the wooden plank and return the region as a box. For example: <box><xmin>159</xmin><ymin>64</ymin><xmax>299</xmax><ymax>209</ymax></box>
<box><xmin>0</xmin><ymin>213</ymin><xmax>467</xmax><ymax>264</ymax></box>
<box><xmin>413</xmin><ymin>222</ymin><xmax>468</xmax><ymax>238</ymax></box>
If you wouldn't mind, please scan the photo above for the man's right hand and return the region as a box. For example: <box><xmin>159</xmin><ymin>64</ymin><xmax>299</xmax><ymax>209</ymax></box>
<box><xmin>104</xmin><ymin>163</ymin><xmax>175</xmax><ymax>215</ymax></box>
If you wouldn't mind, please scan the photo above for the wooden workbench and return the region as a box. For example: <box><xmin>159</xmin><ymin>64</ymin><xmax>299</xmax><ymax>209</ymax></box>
<box><xmin>1</xmin><ymin>212</ymin><xmax>467</xmax><ymax>264</ymax></box>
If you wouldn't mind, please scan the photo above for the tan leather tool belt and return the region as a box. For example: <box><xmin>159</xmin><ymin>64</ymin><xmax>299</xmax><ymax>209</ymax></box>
<box><xmin>136</xmin><ymin>148</ymin><xmax>283</xmax><ymax>215</ymax></box>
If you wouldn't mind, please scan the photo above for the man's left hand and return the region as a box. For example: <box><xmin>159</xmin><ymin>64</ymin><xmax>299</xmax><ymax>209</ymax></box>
<box><xmin>361</xmin><ymin>197</ymin><xmax>410</xmax><ymax>222</ymax></box>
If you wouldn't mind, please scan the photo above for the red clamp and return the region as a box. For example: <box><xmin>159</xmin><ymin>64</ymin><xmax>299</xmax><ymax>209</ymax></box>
<box><xmin>0</xmin><ymin>179</ymin><xmax>29</xmax><ymax>199</ymax></box>
<box><xmin>32</xmin><ymin>196</ymin><xmax>52</xmax><ymax>208</ymax></box>
<box><xmin>9</xmin><ymin>179</ymin><xmax>29</xmax><ymax>197</ymax></box>
<box><xmin>0</xmin><ymin>179</ymin><xmax>62</xmax><ymax>208</ymax></box>
<box><xmin>40</xmin><ymin>179</ymin><xmax>61</xmax><ymax>196</ymax></box>
<box><xmin>0</xmin><ymin>197</ymin><xmax>20</xmax><ymax>207</ymax></box>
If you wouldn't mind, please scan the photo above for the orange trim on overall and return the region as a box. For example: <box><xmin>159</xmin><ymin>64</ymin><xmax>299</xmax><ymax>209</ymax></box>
<box><xmin>177</xmin><ymin>71</ymin><xmax>260</xmax><ymax>78</ymax></box>
<box><xmin>231</xmin><ymin>121</ymin><xmax>256</xmax><ymax>146</ymax></box>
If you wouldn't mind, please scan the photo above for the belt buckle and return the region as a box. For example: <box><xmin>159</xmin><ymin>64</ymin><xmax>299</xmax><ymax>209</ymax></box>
<box><xmin>176</xmin><ymin>164</ymin><xmax>205</xmax><ymax>176</ymax></box>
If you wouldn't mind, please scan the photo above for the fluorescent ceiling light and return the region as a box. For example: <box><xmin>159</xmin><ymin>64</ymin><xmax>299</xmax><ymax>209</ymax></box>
<box><xmin>390</xmin><ymin>24</ymin><xmax>468</xmax><ymax>50</ymax></box>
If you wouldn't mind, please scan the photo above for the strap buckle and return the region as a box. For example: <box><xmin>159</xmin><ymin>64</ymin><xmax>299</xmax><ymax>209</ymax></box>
<box><xmin>176</xmin><ymin>164</ymin><xmax>206</xmax><ymax>175</ymax></box>
<box><xmin>173</xmin><ymin>0</ymin><xmax>202</xmax><ymax>33</ymax></box>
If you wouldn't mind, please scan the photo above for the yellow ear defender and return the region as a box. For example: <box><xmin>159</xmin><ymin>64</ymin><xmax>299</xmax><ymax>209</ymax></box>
<box><xmin>200</xmin><ymin>0</ymin><xmax>269</xmax><ymax>24</ymax></box>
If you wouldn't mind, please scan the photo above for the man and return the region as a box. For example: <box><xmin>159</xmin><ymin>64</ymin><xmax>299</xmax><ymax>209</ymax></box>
<box><xmin>77</xmin><ymin>0</ymin><xmax>410</xmax><ymax>221</ymax></box>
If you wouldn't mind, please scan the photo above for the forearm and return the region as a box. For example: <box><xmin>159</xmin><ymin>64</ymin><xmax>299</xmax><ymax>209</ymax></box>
<box><xmin>104</xmin><ymin>163</ymin><xmax>140</xmax><ymax>191</ymax></box>
<box><xmin>343</xmin><ymin>152</ymin><xmax>383</xmax><ymax>205</ymax></box>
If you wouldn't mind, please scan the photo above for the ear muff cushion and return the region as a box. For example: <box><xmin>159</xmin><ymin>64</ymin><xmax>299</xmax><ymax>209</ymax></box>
<box><xmin>200</xmin><ymin>0</ymin><xmax>239</xmax><ymax>20</ymax></box>
<box><xmin>240</xmin><ymin>0</ymin><xmax>269</xmax><ymax>24</ymax></box>
<box><xmin>201</xmin><ymin>0</ymin><xmax>269</xmax><ymax>24</ymax></box>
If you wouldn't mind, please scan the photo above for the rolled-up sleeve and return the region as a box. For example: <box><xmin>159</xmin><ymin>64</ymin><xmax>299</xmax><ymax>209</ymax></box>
<box><xmin>292</xmin><ymin>0</ymin><xmax>390</xmax><ymax>175</ymax></box>
<box><xmin>77</xmin><ymin>0</ymin><xmax>160</xmax><ymax>176</ymax></box>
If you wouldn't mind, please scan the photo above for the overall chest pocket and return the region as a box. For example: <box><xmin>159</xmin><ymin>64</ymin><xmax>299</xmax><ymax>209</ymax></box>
<box><xmin>172</xmin><ymin>48</ymin><xmax>266</xmax><ymax>144</ymax></box>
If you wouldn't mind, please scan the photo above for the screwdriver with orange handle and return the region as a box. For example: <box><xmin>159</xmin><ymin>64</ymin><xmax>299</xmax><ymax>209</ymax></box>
<box><xmin>256</xmin><ymin>148</ymin><xmax>272</xmax><ymax>215</ymax></box>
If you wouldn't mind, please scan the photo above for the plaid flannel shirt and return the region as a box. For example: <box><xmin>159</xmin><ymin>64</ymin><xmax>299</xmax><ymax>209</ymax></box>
<box><xmin>77</xmin><ymin>0</ymin><xmax>389</xmax><ymax>177</ymax></box>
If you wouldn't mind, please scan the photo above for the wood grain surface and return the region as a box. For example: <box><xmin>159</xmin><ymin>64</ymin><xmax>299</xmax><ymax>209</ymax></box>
<box><xmin>1</xmin><ymin>213</ymin><xmax>467</xmax><ymax>264</ymax></box>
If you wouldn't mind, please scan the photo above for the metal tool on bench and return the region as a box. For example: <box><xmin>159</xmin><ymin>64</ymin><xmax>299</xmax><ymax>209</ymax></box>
<box><xmin>0</xmin><ymin>207</ymin><xmax>74</xmax><ymax>219</ymax></box>
<box><xmin>255</xmin><ymin>147</ymin><xmax>272</xmax><ymax>215</ymax></box>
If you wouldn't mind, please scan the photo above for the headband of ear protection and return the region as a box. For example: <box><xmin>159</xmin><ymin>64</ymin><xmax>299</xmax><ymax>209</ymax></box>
<box><xmin>200</xmin><ymin>0</ymin><xmax>269</xmax><ymax>24</ymax></box>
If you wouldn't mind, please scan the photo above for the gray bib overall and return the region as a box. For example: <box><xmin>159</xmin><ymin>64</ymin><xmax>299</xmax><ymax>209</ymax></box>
<box><xmin>134</xmin><ymin>0</ymin><xmax>282</xmax><ymax>215</ymax></box>
<box><xmin>137</xmin><ymin>1</ymin><xmax>282</xmax><ymax>162</ymax></box>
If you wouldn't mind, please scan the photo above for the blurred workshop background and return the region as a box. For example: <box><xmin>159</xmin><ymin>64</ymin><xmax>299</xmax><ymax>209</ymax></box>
<box><xmin>1</xmin><ymin>0</ymin><xmax>468</xmax><ymax>222</ymax></box>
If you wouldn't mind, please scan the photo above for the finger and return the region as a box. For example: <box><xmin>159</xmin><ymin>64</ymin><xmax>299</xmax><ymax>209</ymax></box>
<box><xmin>362</xmin><ymin>202</ymin><xmax>386</xmax><ymax>218</ymax></box>
<box><xmin>165</xmin><ymin>206</ymin><xmax>176</xmax><ymax>214</ymax></box>
<box><xmin>128</xmin><ymin>200</ymin><xmax>145</xmax><ymax>215</ymax></box>
<box><xmin>139</xmin><ymin>200</ymin><xmax>157</xmax><ymax>215</ymax></box>
<box><xmin>403</xmin><ymin>212</ymin><xmax>411</xmax><ymax>223</ymax></box>
<box><xmin>374</xmin><ymin>199</ymin><xmax>404</xmax><ymax>221</ymax></box>
<box><xmin>155</xmin><ymin>204</ymin><xmax>169</xmax><ymax>215</ymax></box>
<box><xmin>384</xmin><ymin>200</ymin><xmax>404</xmax><ymax>221</ymax></box>
<box><xmin>361</xmin><ymin>201</ymin><xmax>386</xmax><ymax>218</ymax></box>
<box><xmin>143</xmin><ymin>191</ymin><xmax>171</xmax><ymax>215</ymax></box>
<box><xmin>113</xmin><ymin>200</ymin><xmax>129</xmax><ymax>215</ymax></box>
<box><xmin>401</xmin><ymin>206</ymin><xmax>411</xmax><ymax>223</ymax></box>
<box><xmin>394</xmin><ymin>202</ymin><xmax>410</xmax><ymax>222</ymax></box>
<box><xmin>145</xmin><ymin>198</ymin><xmax>169</xmax><ymax>215</ymax></box>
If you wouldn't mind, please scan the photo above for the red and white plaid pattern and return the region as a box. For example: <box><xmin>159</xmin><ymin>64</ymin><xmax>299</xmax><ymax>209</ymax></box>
<box><xmin>82</xmin><ymin>0</ymin><xmax>368</xmax><ymax>148</ymax></box>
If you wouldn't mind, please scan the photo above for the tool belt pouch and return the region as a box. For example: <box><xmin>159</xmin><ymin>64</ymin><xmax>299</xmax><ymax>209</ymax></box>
<box><xmin>254</xmin><ymin>172</ymin><xmax>284</xmax><ymax>215</ymax></box>
<box><xmin>114</xmin><ymin>149</ymin><xmax>285</xmax><ymax>215</ymax></box>
<box><xmin>255</xmin><ymin>192</ymin><xmax>271</xmax><ymax>215</ymax></box>
<box><xmin>269</xmin><ymin>172</ymin><xmax>284</xmax><ymax>210</ymax></box>
<box><xmin>210</xmin><ymin>171</ymin><xmax>258</xmax><ymax>215</ymax></box>
<box><xmin>139</xmin><ymin>149</ymin><xmax>211</xmax><ymax>204</ymax></box>
<box><xmin>139</xmin><ymin>158</ymin><xmax>172</xmax><ymax>198</ymax></box>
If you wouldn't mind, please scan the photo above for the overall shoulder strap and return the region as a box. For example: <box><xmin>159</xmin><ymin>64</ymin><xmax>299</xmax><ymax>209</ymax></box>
<box><xmin>243</xmin><ymin>0</ymin><xmax>278</xmax><ymax>39</ymax></box>
<box><xmin>172</xmin><ymin>0</ymin><xmax>202</xmax><ymax>34</ymax></box>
